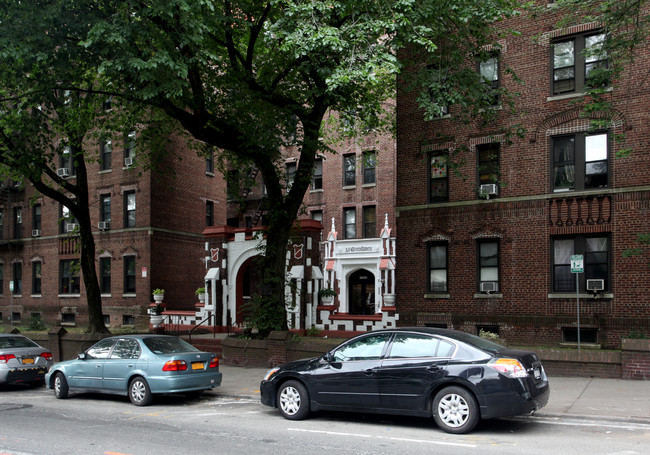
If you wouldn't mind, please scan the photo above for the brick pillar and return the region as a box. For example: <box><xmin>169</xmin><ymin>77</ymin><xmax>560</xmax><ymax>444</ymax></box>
<box><xmin>266</xmin><ymin>331</ymin><xmax>292</xmax><ymax>367</ymax></box>
<box><xmin>48</xmin><ymin>327</ymin><xmax>68</xmax><ymax>362</ymax></box>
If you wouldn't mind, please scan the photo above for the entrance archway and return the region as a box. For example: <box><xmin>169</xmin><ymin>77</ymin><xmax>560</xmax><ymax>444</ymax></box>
<box><xmin>348</xmin><ymin>269</ymin><xmax>375</xmax><ymax>315</ymax></box>
<box><xmin>235</xmin><ymin>256</ymin><xmax>264</xmax><ymax>325</ymax></box>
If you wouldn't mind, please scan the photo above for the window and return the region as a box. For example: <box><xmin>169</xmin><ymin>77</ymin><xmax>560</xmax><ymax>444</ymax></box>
<box><xmin>343</xmin><ymin>207</ymin><xmax>356</xmax><ymax>239</ymax></box>
<box><xmin>32</xmin><ymin>261</ymin><xmax>42</xmax><ymax>295</ymax></box>
<box><xmin>552</xmin><ymin>33</ymin><xmax>607</xmax><ymax>95</ymax></box>
<box><xmin>427</xmin><ymin>242</ymin><xmax>448</xmax><ymax>293</ymax></box>
<box><xmin>32</xmin><ymin>204</ymin><xmax>41</xmax><ymax>232</ymax></box>
<box><xmin>206</xmin><ymin>201</ymin><xmax>214</xmax><ymax>226</ymax></box>
<box><xmin>111</xmin><ymin>339</ymin><xmax>141</xmax><ymax>359</ymax></box>
<box><xmin>206</xmin><ymin>150</ymin><xmax>214</xmax><ymax>174</ymax></box>
<box><xmin>387</xmin><ymin>334</ymin><xmax>456</xmax><ymax>358</ymax></box>
<box><xmin>59</xmin><ymin>259</ymin><xmax>80</xmax><ymax>294</ymax></box>
<box><xmin>100</xmin><ymin>194</ymin><xmax>111</xmax><ymax>223</ymax></box>
<box><xmin>428</xmin><ymin>153</ymin><xmax>449</xmax><ymax>203</ymax></box>
<box><xmin>426</xmin><ymin>64</ymin><xmax>450</xmax><ymax>117</ymax></box>
<box><xmin>100</xmin><ymin>137</ymin><xmax>112</xmax><ymax>171</ymax></box>
<box><xmin>100</xmin><ymin>257</ymin><xmax>111</xmax><ymax>294</ymax></box>
<box><xmin>362</xmin><ymin>151</ymin><xmax>376</xmax><ymax>185</ymax></box>
<box><xmin>333</xmin><ymin>333</ymin><xmax>390</xmax><ymax>361</ymax></box>
<box><xmin>285</xmin><ymin>162</ymin><xmax>296</xmax><ymax>190</ymax></box>
<box><xmin>85</xmin><ymin>338</ymin><xmax>114</xmax><ymax>359</ymax></box>
<box><xmin>553</xmin><ymin>132</ymin><xmax>608</xmax><ymax>192</ymax></box>
<box><xmin>478</xmin><ymin>240</ymin><xmax>499</xmax><ymax>292</ymax></box>
<box><xmin>311</xmin><ymin>210</ymin><xmax>323</xmax><ymax>223</ymax></box>
<box><xmin>0</xmin><ymin>209</ymin><xmax>4</xmax><ymax>240</ymax></box>
<box><xmin>122</xmin><ymin>314</ymin><xmax>135</xmax><ymax>326</ymax></box>
<box><xmin>553</xmin><ymin>235</ymin><xmax>610</xmax><ymax>292</ymax></box>
<box><xmin>362</xmin><ymin>206</ymin><xmax>376</xmax><ymax>239</ymax></box>
<box><xmin>60</xmin><ymin>146</ymin><xmax>76</xmax><ymax>177</ymax></box>
<box><xmin>312</xmin><ymin>159</ymin><xmax>323</xmax><ymax>190</ymax></box>
<box><xmin>479</xmin><ymin>53</ymin><xmax>500</xmax><ymax>105</ymax></box>
<box><xmin>124</xmin><ymin>256</ymin><xmax>136</xmax><ymax>293</ymax></box>
<box><xmin>477</xmin><ymin>143</ymin><xmax>500</xmax><ymax>190</ymax></box>
<box><xmin>124</xmin><ymin>191</ymin><xmax>136</xmax><ymax>228</ymax></box>
<box><xmin>343</xmin><ymin>154</ymin><xmax>356</xmax><ymax>186</ymax></box>
<box><xmin>12</xmin><ymin>262</ymin><xmax>22</xmax><ymax>295</ymax></box>
<box><xmin>60</xmin><ymin>204</ymin><xmax>78</xmax><ymax>234</ymax></box>
<box><xmin>124</xmin><ymin>131</ymin><xmax>136</xmax><ymax>164</ymax></box>
<box><xmin>0</xmin><ymin>264</ymin><xmax>3</xmax><ymax>294</ymax></box>
<box><xmin>13</xmin><ymin>207</ymin><xmax>22</xmax><ymax>239</ymax></box>
<box><xmin>226</xmin><ymin>170</ymin><xmax>240</xmax><ymax>200</ymax></box>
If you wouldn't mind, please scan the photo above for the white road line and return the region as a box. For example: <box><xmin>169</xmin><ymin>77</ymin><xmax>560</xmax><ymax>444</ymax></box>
<box><xmin>287</xmin><ymin>428</ymin><xmax>477</xmax><ymax>448</ymax></box>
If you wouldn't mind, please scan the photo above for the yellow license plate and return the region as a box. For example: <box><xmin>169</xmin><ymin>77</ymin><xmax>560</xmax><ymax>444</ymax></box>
<box><xmin>22</xmin><ymin>358</ymin><xmax>34</xmax><ymax>364</ymax></box>
<box><xmin>192</xmin><ymin>362</ymin><xmax>204</xmax><ymax>370</ymax></box>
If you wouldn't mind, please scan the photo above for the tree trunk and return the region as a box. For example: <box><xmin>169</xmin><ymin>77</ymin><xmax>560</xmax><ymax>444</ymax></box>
<box><xmin>78</xmin><ymin>223</ymin><xmax>109</xmax><ymax>334</ymax></box>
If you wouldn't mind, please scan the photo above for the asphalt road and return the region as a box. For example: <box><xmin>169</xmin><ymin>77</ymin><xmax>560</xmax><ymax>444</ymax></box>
<box><xmin>0</xmin><ymin>384</ymin><xmax>648</xmax><ymax>455</ymax></box>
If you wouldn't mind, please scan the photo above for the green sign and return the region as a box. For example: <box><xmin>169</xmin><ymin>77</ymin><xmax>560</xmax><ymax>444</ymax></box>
<box><xmin>571</xmin><ymin>254</ymin><xmax>584</xmax><ymax>273</ymax></box>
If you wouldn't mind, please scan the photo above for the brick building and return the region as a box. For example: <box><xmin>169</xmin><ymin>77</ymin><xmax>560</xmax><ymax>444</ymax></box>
<box><xmin>395</xmin><ymin>1</ymin><xmax>650</xmax><ymax>348</ymax></box>
<box><xmin>0</xmin><ymin>134</ymin><xmax>225</xmax><ymax>329</ymax></box>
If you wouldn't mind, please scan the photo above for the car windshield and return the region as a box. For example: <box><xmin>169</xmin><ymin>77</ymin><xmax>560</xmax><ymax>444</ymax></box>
<box><xmin>444</xmin><ymin>331</ymin><xmax>505</xmax><ymax>354</ymax></box>
<box><xmin>0</xmin><ymin>336</ymin><xmax>39</xmax><ymax>349</ymax></box>
<box><xmin>142</xmin><ymin>337</ymin><xmax>199</xmax><ymax>354</ymax></box>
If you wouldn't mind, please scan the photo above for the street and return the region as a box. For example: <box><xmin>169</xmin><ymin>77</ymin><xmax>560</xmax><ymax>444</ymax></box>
<box><xmin>0</xmin><ymin>384</ymin><xmax>648</xmax><ymax>455</ymax></box>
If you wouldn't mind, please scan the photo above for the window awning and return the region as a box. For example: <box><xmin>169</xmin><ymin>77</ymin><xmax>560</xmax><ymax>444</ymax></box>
<box><xmin>204</xmin><ymin>267</ymin><xmax>220</xmax><ymax>281</ymax></box>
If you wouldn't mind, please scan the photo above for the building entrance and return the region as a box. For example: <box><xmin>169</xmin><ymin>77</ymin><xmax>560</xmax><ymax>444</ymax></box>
<box><xmin>348</xmin><ymin>269</ymin><xmax>376</xmax><ymax>315</ymax></box>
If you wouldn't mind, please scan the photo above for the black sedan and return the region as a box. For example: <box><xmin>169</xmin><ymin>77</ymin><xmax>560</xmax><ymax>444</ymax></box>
<box><xmin>260</xmin><ymin>328</ymin><xmax>549</xmax><ymax>434</ymax></box>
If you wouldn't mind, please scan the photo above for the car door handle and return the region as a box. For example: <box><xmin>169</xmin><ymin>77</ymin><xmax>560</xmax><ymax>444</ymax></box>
<box><xmin>364</xmin><ymin>369</ymin><xmax>376</xmax><ymax>376</ymax></box>
<box><xmin>95</xmin><ymin>365</ymin><xmax>102</xmax><ymax>368</ymax></box>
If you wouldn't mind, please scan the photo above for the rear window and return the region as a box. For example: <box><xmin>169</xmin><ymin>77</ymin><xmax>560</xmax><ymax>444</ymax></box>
<box><xmin>0</xmin><ymin>336</ymin><xmax>39</xmax><ymax>349</ymax></box>
<box><xmin>445</xmin><ymin>331</ymin><xmax>505</xmax><ymax>354</ymax></box>
<box><xmin>142</xmin><ymin>337</ymin><xmax>199</xmax><ymax>354</ymax></box>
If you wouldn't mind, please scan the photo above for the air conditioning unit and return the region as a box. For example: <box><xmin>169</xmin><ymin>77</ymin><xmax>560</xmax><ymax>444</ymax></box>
<box><xmin>586</xmin><ymin>279</ymin><xmax>605</xmax><ymax>292</ymax></box>
<box><xmin>57</xmin><ymin>168</ymin><xmax>70</xmax><ymax>177</ymax></box>
<box><xmin>65</xmin><ymin>223</ymin><xmax>78</xmax><ymax>233</ymax></box>
<box><xmin>98</xmin><ymin>221</ymin><xmax>110</xmax><ymax>231</ymax></box>
<box><xmin>479</xmin><ymin>184</ymin><xmax>498</xmax><ymax>197</ymax></box>
<box><xmin>32</xmin><ymin>229</ymin><xmax>41</xmax><ymax>237</ymax></box>
<box><xmin>124</xmin><ymin>157</ymin><xmax>133</xmax><ymax>167</ymax></box>
<box><xmin>480</xmin><ymin>281</ymin><xmax>498</xmax><ymax>293</ymax></box>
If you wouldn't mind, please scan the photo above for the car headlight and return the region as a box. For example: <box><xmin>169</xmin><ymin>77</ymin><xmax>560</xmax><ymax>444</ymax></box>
<box><xmin>263</xmin><ymin>367</ymin><xmax>280</xmax><ymax>381</ymax></box>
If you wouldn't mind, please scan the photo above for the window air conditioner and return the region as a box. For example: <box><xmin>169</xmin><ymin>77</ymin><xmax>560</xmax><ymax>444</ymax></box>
<box><xmin>124</xmin><ymin>157</ymin><xmax>133</xmax><ymax>167</ymax></box>
<box><xmin>98</xmin><ymin>221</ymin><xmax>110</xmax><ymax>230</ymax></box>
<box><xmin>57</xmin><ymin>168</ymin><xmax>70</xmax><ymax>177</ymax></box>
<box><xmin>479</xmin><ymin>184</ymin><xmax>498</xmax><ymax>196</ymax></box>
<box><xmin>65</xmin><ymin>223</ymin><xmax>79</xmax><ymax>232</ymax></box>
<box><xmin>480</xmin><ymin>281</ymin><xmax>497</xmax><ymax>293</ymax></box>
<box><xmin>32</xmin><ymin>229</ymin><xmax>41</xmax><ymax>237</ymax></box>
<box><xmin>586</xmin><ymin>279</ymin><xmax>605</xmax><ymax>292</ymax></box>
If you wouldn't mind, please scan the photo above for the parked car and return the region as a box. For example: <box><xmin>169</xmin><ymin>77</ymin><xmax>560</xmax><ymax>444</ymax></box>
<box><xmin>45</xmin><ymin>334</ymin><xmax>222</xmax><ymax>406</ymax></box>
<box><xmin>260</xmin><ymin>328</ymin><xmax>550</xmax><ymax>434</ymax></box>
<box><xmin>0</xmin><ymin>334</ymin><xmax>53</xmax><ymax>385</ymax></box>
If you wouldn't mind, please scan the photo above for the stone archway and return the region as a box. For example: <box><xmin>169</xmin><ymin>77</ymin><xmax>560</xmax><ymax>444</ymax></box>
<box><xmin>347</xmin><ymin>269</ymin><xmax>376</xmax><ymax>315</ymax></box>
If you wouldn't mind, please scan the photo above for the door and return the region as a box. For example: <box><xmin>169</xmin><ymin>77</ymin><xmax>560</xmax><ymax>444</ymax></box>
<box><xmin>348</xmin><ymin>269</ymin><xmax>375</xmax><ymax>315</ymax></box>
<box><xmin>310</xmin><ymin>333</ymin><xmax>390</xmax><ymax>408</ymax></box>
<box><xmin>102</xmin><ymin>338</ymin><xmax>141</xmax><ymax>391</ymax></box>
<box><xmin>378</xmin><ymin>333</ymin><xmax>453</xmax><ymax>411</ymax></box>
<box><xmin>66</xmin><ymin>338</ymin><xmax>115</xmax><ymax>389</ymax></box>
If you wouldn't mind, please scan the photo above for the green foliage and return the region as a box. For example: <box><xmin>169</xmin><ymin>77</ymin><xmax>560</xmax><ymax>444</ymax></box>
<box><xmin>244</xmin><ymin>294</ymin><xmax>288</xmax><ymax>339</ymax></box>
<box><xmin>28</xmin><ymin>314</ymin><xmax>47</xmax><ymax>332</ymax></box>
<box><xmin>318</xmin><ymin>288</ymin><xmax>336</xmax><ymax>298</ymax></box>
<box><xmin>152</xmin><ymin>288</ymin><xmax>165</xmax><ymax>295</ymax></box>
<box><xmin>195</xmin><ymin>287</ymin><xmax>206</xmax><ymax>296</ymax></box>
<box><xmin>305</xmin><ymin>326</ymin><xmax>322</xmax><ymax>337</ymax></box>
<box><xmin>628</xmin><ymin>330</ymin><xmax>648</xmax><ymax>340</ymax></box>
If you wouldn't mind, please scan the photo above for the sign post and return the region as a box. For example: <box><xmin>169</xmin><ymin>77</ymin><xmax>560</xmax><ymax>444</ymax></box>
<box><xmin>571</xmin><ymin>254</ymin><xmax>584</xmax><ymax>351</ymax></box>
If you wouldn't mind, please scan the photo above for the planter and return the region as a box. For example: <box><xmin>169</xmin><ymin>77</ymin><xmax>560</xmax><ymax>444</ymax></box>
<box><xmin>383</xmin><ymin>293</ymin><xmax>396</xmax><ymax>306</ymax></box>
<box><xmin>320</xmin><ymin>295</ymin><xmax>334</xmax><ymax>305</ymax></box>
<box><xmin>197</xmin><ymin>294</ymin><xmax>206</xmax><ymax>304</ymax></box>
<box><xmin>149</xmin><ymin>315</ymin><xmax>164</xmax><ymax>328</ymax></box>
<box><xmin>153</xmin><ymin>294</ymin><xmax>164</xmax><ymax>303</ymax></box>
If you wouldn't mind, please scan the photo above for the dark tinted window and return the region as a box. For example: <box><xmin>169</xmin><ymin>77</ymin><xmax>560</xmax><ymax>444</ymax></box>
<box><xmin>333</xmin><ymin>334</ymin><xmax>390</xmax><ymax>361</ymax></box>
<box><xmin>0</xmin><ymin>336</ymin><xmax>39</xmax><ymax>349</ymax></box>
<box><xmin>143</xmin><ymin>337</ymin><xmax>199</xmax><ymax>354</ymax></box>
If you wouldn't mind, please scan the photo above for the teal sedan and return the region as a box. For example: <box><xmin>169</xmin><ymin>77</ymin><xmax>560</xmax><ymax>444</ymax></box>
<box><xmin>45</xmin><ymin>335</ymin><xmax>222</xmax><ymax>406</ymax></box>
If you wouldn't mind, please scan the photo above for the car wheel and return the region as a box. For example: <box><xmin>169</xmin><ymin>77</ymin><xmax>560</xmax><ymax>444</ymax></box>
<box><xmin>53</xmin><ymin>373</ymin><xmax>69</xmax><ymax>399</ymax></box>
<box><xmin>277</xmin><ymin>380</ymin><xmax>310</xmax><ymax>420</ymax></box>
<box><xmin>129</xmin><ymin>376</ymin><xmax>153</xmax><ymax>406</ymax></box>
<box><xmin>433</xmin><ymin>386</ymin><xmax>479</xmax><ymax>434</ymax></box>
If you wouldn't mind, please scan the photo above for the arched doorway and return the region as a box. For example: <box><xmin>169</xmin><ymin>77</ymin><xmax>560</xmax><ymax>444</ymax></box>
<box><xmin>235</xmin><ymin>256</ymin><xmax>264</xmax><ymax>325</ymax></box>
<box><xmin>348</xmin><ymin>269</ymin><xmax>375</xmax><ymax>315</ymax></box>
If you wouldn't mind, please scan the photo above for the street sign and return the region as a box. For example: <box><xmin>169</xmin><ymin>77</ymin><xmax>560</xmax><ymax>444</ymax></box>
<box><xmin>571</xmin><ymin>254</ymin><xmax>584</xmax><ymax>273</ymax></box>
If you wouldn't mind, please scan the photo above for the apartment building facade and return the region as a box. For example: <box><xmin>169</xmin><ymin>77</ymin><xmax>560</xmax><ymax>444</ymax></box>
<box><xmin>395</xmin><ymin>1</ymin><xmax>650</xmax><ymax>348</ymax></box>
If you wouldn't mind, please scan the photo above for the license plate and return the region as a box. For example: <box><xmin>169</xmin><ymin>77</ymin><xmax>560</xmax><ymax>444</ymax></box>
<box><xmin>534</xmin><ymin>367</ymin><xmax>541</xmax><ymax>380</ymax></box>
<box><xmin>22</xmin><ymin>358</ymin><xmax>34</xmax><ymax>365</ymax></box>
<box><xmin>192</xmin><ymin>362</ymin><xmax>204</xmax><ymax>370</ymax></box>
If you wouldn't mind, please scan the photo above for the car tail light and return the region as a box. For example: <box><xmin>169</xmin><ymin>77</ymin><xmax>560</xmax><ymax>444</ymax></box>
<box><xmin>208</xmin><ymin>357</ymin><xmax>219</xmax><ymax>368</ymax></box>
<box><xmin>40</xmin><ymin>352</ymin><xmax>53</xmax><ymax>361</ymax></box>
<box><xmin>162</xmin><ymin>360</ymin><xmax>188</xmax><ymax>371</ymax></box>
<box><xmin>488</xmin><ymin>358</ymin><xmax>529</xmax><ymax>378</ymax></box>
<box><xmin>0</xmin><ymin>354</ymin><xmax>17</xmax><ymax>364</ymax></box>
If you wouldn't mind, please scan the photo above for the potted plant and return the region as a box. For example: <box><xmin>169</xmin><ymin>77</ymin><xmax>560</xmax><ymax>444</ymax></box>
<box><xmin>195</xmin><ymin>286</ymin><xmax>206</xmax><ymax>303</ymax></box>
<box><xmin>152</xmin><ymin>288</ymin><xmax>165</xmax><ymax>303</ymax></box>
<box><xmin>148</xmin><ymin>303</ymin><xmax>165</xmax><ymax>328</ymax></box>
<box><xmin>318</xmin><ymin>287</ymin><xmax>336</xmax><ymax>304</ymax></box>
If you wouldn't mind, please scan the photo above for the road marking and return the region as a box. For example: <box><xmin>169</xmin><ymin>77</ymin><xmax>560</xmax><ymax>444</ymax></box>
<box><xmin>510</xmin><ymin>416</ymin><xmax>650</xmax><ymax>431</ymax></box>
<box><xmin>287</xmin><ymin>428</ymin><xmax>477</xmax><ymax>448</ymax></box>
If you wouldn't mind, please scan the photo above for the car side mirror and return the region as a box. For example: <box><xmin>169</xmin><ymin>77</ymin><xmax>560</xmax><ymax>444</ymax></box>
<box><xmin>77</xmin><ymin>353</ymin><xmax>87</xmax><ymax>360</ymax></box>
<box><xmin>323</xmin><ymin>352</ymin><xmax>335</xmax><ymax>363</ymax></box>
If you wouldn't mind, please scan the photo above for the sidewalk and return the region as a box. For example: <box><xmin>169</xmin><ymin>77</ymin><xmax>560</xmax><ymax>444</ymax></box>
<box><xmin>213</xmin><ymin>365</ymin><xmax>650</xmax><ymax>422</ymax></box>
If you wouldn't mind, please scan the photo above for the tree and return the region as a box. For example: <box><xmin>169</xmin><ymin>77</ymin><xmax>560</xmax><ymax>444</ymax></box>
<box><xmin>2</xmin><ymin>0</ymin><xmax>521</xmax><ymax>335</ymax></box>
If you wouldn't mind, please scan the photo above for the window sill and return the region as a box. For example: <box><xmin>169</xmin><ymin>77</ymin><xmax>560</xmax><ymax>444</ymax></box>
<box><xmin>11</xmin><ymin>294</ymin><xmax>22</xmax><ymax>298</ymax></box>
<box><xmin>547</xmin><ymin>88</ymin><xmax>611</xmax><ymax>103</ymax></box>
<box><xmin>310</xmin><ymin>189</ymin><xmax>324</xmax><ymax>194</ymax></box>
<box><xmin>61</xmin><ymin>322</ymin><xmax>77</xmax><ymax>327</ymax></box>
<box><xmin>101</xmin><ymin>293</ymin><xmax>112</xmax><ymax>298</ymax></box>
<box><xmin>343</xmin><ymin>185</ymin><xmax>356</xmax><ymax>191</ymax></box>
<box><xmin>362</xmin><ymin>183</ymin><xmax>376</xmax><ymax>188</ymax></box>
<box><xmin>123</xmin><ymin>293</ymin><xmax>137</xmax><ymax>298</ymax></box>
<box><xmin>424</xmin><ymin>293</ymin><xmax>451</xmax><ymax>299</ymax></box>
<box><xmin>425</xmin><ymin>114</ymin><xmax>452</xmax><ymax>121</ymax></box>
<box><xmin>474</xmin><ymin>293</ymin><xmax>503</xmax><ymax>299</ymax></box>
<box><xmin>58</xmin><ymin>294</ymin><xmax>81</xmax><ymax>298</ymax></box>
<box><xmin>31</xmin><ymin>294</ymin><xmax>42</xmax><ymax>298</ymax></box>
<box><xmin>548</xmin><ymin>293</ymin><xmax>613</xmax><ymax>299</ymax></box>
<box><xmin>99</xmin><ymin>169</ymin><xmax>112</xmax><ymax>174</ymax></box>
